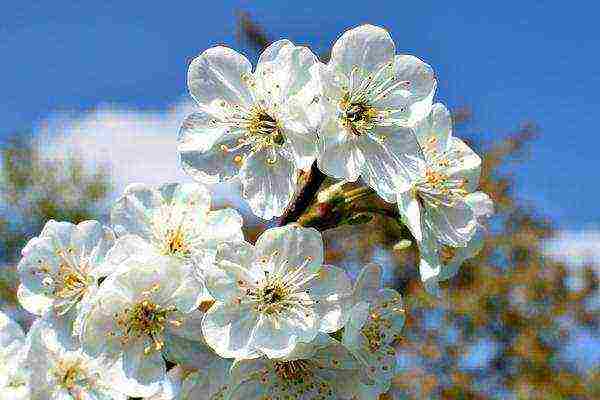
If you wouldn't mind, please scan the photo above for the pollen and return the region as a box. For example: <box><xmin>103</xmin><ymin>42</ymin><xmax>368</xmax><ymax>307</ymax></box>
<box><xmin>114</xmin><ymin>298</ymin><xmax>175</xmax><ymax>355</ymax></box>
<box><xmin>163</xmin><ymin>227</ymin><xmax>189</xmax><ymax>256</ymax></box>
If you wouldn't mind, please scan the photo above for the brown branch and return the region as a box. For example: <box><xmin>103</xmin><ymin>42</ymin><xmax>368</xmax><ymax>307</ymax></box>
<box><xmin>277</xmin><ymin>162</ymin><xmax>326</xmax><ymax>226</ymax></box>
<box><xmin>236</xmin><ymin>11</ymin><xmax>271</xmax><ymax>52</ymax></box>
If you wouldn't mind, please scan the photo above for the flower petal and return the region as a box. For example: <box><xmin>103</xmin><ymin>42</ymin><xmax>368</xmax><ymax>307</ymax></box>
<box><xmin>423</xmin><ymin>195</ymin><xmax>476</xmax><ymax>247</ymax></box>
<box><xmin>111</xmin><ymin>183</ymin><xmax>163</xmax><ymax>238</ymax></box>
<box><xmin>307</xmin><ymin>265</ymin><xmax>352</xmax><ymax>332</ymax></box>
<box><xmin>72</xmin><ymin>221</ymin><xmax>116</xmax><ymax>278</ymax></box>
<box><xmin>163</xmin><ymin>311</ymin><xmax>217</xmax><ymax>369</ymax></box>
<box><xmin>465</xmin><ymin>191</ymin><xmax>494</xmax><ymax>220</ymax></box>
<box><xmin>329</xmin><ymin>24</ymin><xmax>395</xmax><ymax>78</ymax></box>
<box><xmin>252</xmin><ymin>308</ymin><xmax>318</xmax><ymax>359</ymax></box>
<box><xmin>116</xmin><ymin>342</ymin><xmax>166</xmax><ymax>397</ymax></box>
<box><xmin>205</xmin><ymin>241</ymin><xmax>260</xmax><ymax>302</ymax></box>
<box><xmin>397</xmin><ymin>189</ymin><xmax>423</xmax><ymax>242</ymax></box>
<box><xmin>178</xmin><ymin>111</ymin><xmax>245</xmax><ymax>184</ymax></box>
<box><xmin>317</xmin><ymin>122</ymin><xmax>365</xmax><ymax>181</ymax></box>
<box><xmin>256</xmin><ymin>39</ymin><xmax>318</xmax><ymax>102</ymax></box>
<box><xmin>103</xmin><ymin>234</ymin><xmax>153</xmax><ymax>274</ymax></box>
<box><xmin>254</xmin><ymin>224</ymin><xmax>324</xmax><ymax>276</ymax></box>
<box><xmin>352</xmin><ymin>263</ymin><xmax>383</xmax><ymax>305</ymax></box>
<box><xmin>159</xmin><ymin>182</ymin><xmax>211</xmax><ymax>216</ymax></box>
<box><xmin>439</xmin><ymin>228</ymin><xmax>485</xmax><ymax>282</ymax></box>
<box><xmin>392</xmin><ymin>54</ymin><xmax>436</xmax><ymax>102</ymax></box>
<box><xmin>239</xmin><ymin>149</ymin><xmax>298</xmax><ymax>220</ymax></box>
<box><xmin>200</xmin><ymin>209</ymin><xmax>245</xmax><ymax>251</ymax></box>
<box><xmin>201</xmin><ymin>301</ymin><xmax>261</xmax><ymax>359</ymax></box>
<box><xmin>446</xmin><ymin>138</ymin><xmax>482</xmax><ymax>192</ymax></box>
<box><xmin>188</xmin><ymin>46</ymin><xmax>253</xmax><ymax>109</ymax></box>
<box><xmin>359</xmin><ymin>127</ymin><xmax>421</xmax><ymax>202</ymax></box>
<box><xmin>414</xmin><ymin>102</ymin><xmax>453</xmax><ymax>155</ymax></box>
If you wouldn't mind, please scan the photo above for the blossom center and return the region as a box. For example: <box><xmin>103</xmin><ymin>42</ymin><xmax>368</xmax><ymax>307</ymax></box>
<box><xmin>248</xmin><ymin>109</ymin><xmax>284</xmax><ymax>144</ymax></box>
<box><xmin>163</xmin><ymin>226</ymin><xmax>190</xmax><ymax>256</ymax></box>
<box><xmin>55</xmin><ymin>360</ymin><xmax>86</xmax><ymax>391</ymax></box>
<box><xmin>340</xmin><ymin>96</ymin><xmax>378</xmax><ymax>136</ymax></box>
<box><xmin>113</xmin><ymin>293</ymin><xmax>177</xmax><ymax>354</ymax></box>
<box><xmin>260</xmin><ymin>283</ymin><xmax>287</xmax><ymax>305</ymax></box>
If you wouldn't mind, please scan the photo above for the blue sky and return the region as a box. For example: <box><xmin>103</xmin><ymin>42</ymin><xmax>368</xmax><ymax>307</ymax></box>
<box><xmin>1</xmin><ymin>0</ymin><xmax>599</xmax><ymax>228</ymax></box>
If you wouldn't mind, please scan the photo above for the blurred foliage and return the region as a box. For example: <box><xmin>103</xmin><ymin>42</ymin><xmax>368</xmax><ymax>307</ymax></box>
<box><xmin>238</xmin><ymin>13</ymin><xmax>599</xmax><ymax>399</ymax></box>
<box><xmin>0</xmin><ymin>134</ymin><xmax>111</xmax><ymax>316</ymax></box>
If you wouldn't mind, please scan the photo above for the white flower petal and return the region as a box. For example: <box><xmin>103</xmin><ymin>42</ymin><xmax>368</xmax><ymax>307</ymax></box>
<box><xmin>39</xmin><ymin>220</ymin><xmax>76</xmax><ymax>249</ymax></box>
<box><xmin>188</xmin><ymin>46</ymin><xmax>253</xmax><ymax>109</ymax></box>
<box><xmin>330</xmin><ymin>24</ymin><xmax>395</xmax><ymax>78</ymax></box>
<box><xmin>109</xmin><ymin>346</ymin><xmax>165</xmax><ymax>398</ymax></box>
<box><xmin>254</xmin><ymin>225</ymin><xmax>324</xmax><ymax>275</ymax></box>
<box><xmin>256</xmin><ymin>40</ymin><xmax>318</xmax><ymax>102</ymax></box>
<box><xmin>111</xmin><ymin>183</ymin><xmax>163</xmax><ymax>238</ymax></box>
<box><xmin>0</xmin><ymin>310</ymin><xmax>24</xmax><ymax>349</ymax></box>
<box><xmin>163</xmin><ymin>311</ymin><xmax>217</xmax><ymax>369</ymax></box>
<box><xmin>177</xmin><ymin>111</ymin><xmax>245</xmax><ymax>184</ymax></box>
<box><xmin>446</xmin><ymin>138</ymin><xmax>482</xmax><ymax>192</ymax></box>
<box><xmin>72</xmin><ymin>221</ymin><xmax>115</xmax><ymax>278</ymax></box>
<box><xmin>352</xmin><ymin>263</ymin><xmax>383</xmax><ymax>305</ymax></box>
<box><xmin>423</xmin><ymin>195</ymin><xmax>476</xmax><ymax>247</ymax></box>
<box><xmin>397</xmin><ymin>189</ymin><xmax>423</xmax><ymax>242</ymax></box>
<box><xmin>391</xmin><ymin>54</ymin><xmax>436</xmax><ymax>102</ymax></box>
<box><xmin>206</xmin><ymin>241</ymin><xmax>260</xmax><ymax>302</ymax></box>
<box><xmin>200</xmin><ymin>208</ymin><xmax>245</xmax><ymax>250</ymax></box>
<box><xmin>418</xmin><ymin>229</ymin><xmax>443</xmax><ymax>295</ymax></box>
<box><xmin>465</xmin><ymin>191</ymin><xmax>494</xmax><ymax>220</ymax></box>
<box><xmin>317</xmin><ymin>123</ymin><xmax>365</xmax><ymax>181</ymax></box>
<box><xmin>159</xmin><ymin>182</ymin><xmax>211</xmax><ymax>217</ymax></box>
<box><xmin>438</xmin><ymin>228</ymin><xmax>485</xmax><ymax>282</ymax></box>
<box><xmin>414</xmin><ymin>102</ymin><xmax>453</xmax><ymax>154</ymax></box>
<box><xmin>239</xmin><ymin>149</ymin><xmax>298</xmax><ymax>220</ymax></box>
<box><xmin>307</xmin><ymin>265</ymin><xmax>352</xmax><ymax>332</ymax></box>
<box><xmin>359</xmin><ymin>127</ymin><xmax>420</xmax><ymax>202</ymax></box>
<box><xmin>280</xmin><ymin>108</ymin><xmax>318</xmax><ymax>172</ymax></box>
<box><xmin>103</xmin><ymin>234</ymin><xmax>153</xmax><ymax>274</ymax></box>
<box><xmin>201</xmin><ymin>301</ymin><xmax>261</xmax><ymax>360</ymax></box>
<box><xmin>252</xmin><ymin>308</ymin><xmax>318</xmax><ymax>359</ymax></box>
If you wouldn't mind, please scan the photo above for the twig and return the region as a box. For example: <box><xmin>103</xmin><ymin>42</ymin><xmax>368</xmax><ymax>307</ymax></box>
<box><xmin>277</xmin><ymin>162</ymin><xmax>326</xmax><ymax>226</ymax></box>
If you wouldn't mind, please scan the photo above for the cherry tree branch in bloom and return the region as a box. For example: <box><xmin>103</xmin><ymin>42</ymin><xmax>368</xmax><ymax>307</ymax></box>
<box><xmin>277</xmin><ymin>161</ymin><xmax>326</xmax><ymax>226</ymax></box>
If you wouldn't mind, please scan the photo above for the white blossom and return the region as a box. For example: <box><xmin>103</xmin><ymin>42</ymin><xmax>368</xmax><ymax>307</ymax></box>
<box><xmin>109</xmin><ymin>182</ymin><xmax>244</xmax><ymax>309</ymax></box>
<box><xmin>314</xmin><ymin>24</ymin><xmax>437</xmax><ymax>202</ymax></box>
<box><xmin>395</xmin><ymin>103</ymin><xmax>493</xmax><ymax>291</ymax></box>
<box><xmin>0</xmin><ymin>311</ymin><xmax>30</xmax><ymax>399</ymax></box>
<box><xmin>227</xmin><ymin>333</ymin><xmax>387</xmax><ymax>399</ymax></box>
<box><xmin>344</xmin><ymin>263</ymin><xmax>406</xmax><ymax>385</ymax></box>
<box><xmin>17</xmin><ymin>220</ymin><xmax>115</xmax><ymax>344</ymax></box>
<box><xmin>178</xmin><ymin>40</ymin><xmax>320</xmax><ymax>220</ymax></box>
<box><xmin>202</xmin><ymin>224</ymin><xmax>352</xmax><ymax>360</ymax></box>
<box><xmin>79</xmin><ymin>256</ymin><xmax>216</xmax><ymax>397</ymax></box>
<box><xmin>25</xmin><ymin>316</ymin><xmax>127</xmax><ymax>400</ymax></box>
<box><xmin>147</xmin><ymin>359</ymin><xmax>233</xmax><ymax>400</ymax></box>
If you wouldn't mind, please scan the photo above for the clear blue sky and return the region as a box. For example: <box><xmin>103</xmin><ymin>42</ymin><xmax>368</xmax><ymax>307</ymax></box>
<box><xmin>1</xmin><ymin>1</ymin><xmax>598</xmax><ymax>228</ymax></box>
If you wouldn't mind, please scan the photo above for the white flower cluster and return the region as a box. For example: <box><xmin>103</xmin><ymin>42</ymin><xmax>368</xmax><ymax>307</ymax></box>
<box><xmin>3</xmin><ymin>24</ymin><xmax>493</xmax><ymax>399</ymax></box>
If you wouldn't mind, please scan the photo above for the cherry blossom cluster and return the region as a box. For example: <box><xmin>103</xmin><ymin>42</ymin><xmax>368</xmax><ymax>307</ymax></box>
<box><xmin>2</xmin><ymin>24</ymin><xmax>492</xmax><ymax>399</ymax></box>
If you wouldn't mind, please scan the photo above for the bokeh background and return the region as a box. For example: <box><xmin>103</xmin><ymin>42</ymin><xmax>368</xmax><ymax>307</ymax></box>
<box><xmin>1</xmin><ymin>1</ymin><xmax>598</xmax><ymax>398</ymax></box>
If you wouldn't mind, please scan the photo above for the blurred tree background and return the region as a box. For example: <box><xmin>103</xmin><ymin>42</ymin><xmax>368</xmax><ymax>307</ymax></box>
<box><xmin>0</xmin><ymin>12</ymin><xmax>597</xmax><ymax>400</ymax></box>
<box><xmin>0</xmin><ymin>134</ymin><xmax>110</xmax><ymax>325</ymax></box>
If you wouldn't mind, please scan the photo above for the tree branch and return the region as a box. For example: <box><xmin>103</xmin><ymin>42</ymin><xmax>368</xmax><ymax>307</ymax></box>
<box><xmin>277</xmin><ymin>162</ymin><xmax>326</xmax><ymax>226</ymax></box>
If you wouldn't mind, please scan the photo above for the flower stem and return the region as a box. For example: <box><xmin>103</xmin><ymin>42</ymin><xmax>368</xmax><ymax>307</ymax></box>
<box><xmin>277</xmin><ymin>161</ymin><xmax>326</xmax><ymax>226</ymax></box>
